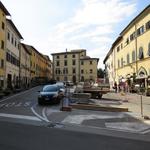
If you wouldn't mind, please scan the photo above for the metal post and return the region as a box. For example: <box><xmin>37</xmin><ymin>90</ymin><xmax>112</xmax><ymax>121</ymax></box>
<box><xmin>140</xmin><ymin>95</ymin><xmax>143</xmax><ymax>117</ymax></box>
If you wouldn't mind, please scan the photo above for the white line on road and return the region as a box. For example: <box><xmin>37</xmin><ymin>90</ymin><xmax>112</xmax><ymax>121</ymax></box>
<box><xmin>141</xmin><ymin>129</ymin><xmax>150</xmax><ymax>134</ymax></box>
<box><xmin>0</xmin><ymin>113</ymin><xmax>41</xmax><ymax>121</ymax></box>
<box><xmin>31</xmin><ymin>104</ymin><xmax>50</xmax><ymax>122</ymax></box>
<box><xmin>42</xmin><ymin>107</ymin><xmax>50</xmax><ymax>122</ymax></box>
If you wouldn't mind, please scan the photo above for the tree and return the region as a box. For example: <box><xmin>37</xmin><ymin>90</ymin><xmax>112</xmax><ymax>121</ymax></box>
<box><xmin>97</xmin><ymin>68</ymin><xmax>104</xmax><ymax>78</ymax></box>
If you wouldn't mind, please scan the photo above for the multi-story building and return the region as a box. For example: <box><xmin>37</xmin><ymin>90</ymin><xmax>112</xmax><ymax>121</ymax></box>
<box><xmin>0</xmin><ymin>1</ymin><xmax>10</xmax><ymax>89</ymax></box>
<box><xmin>52</xmin><ymin>49</ymin><xmax>99</xmax><ymax>83</ymax></box>
<box><xmin>23</xmin><ymin>44</ymin><xmax>52</xmax><ymax>84</ymax></box>
<box><xmin>44</xmin><ymin>55</ymin><xmax>53</xmax><ymax>80</ymax></box>
<box><xmin>104</xmin><ymin>5</ymin><xmax>150</xmax><ymax>94</ymax></box>
<box><xmin>6</xmin><ymin>19</ymin><xmax>23</xmax><ymax>89</ymax></box>
<box><xmin>20</xmin><ymin>43</ymin><xmax>31</xmax><ymax>88</ymax></box>
<box><xmin>80</xmin><ymin>56</ymin><xmax>99</xmax><ymax>82</ymax></box>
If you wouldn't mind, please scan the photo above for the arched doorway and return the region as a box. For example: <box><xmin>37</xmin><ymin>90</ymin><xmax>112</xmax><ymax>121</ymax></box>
<box><xmin>136</xmin><ymin>67</ymin><xmax>148</xmax><ymax>93</ymax></box>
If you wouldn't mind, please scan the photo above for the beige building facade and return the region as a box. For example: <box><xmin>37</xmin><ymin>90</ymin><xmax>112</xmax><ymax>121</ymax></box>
<box><xmin>44</xmin><ymin>55</ymin><xmax>53</xmax><ymax>80</ymax></box>
<box><xmin>23</xmin><ymin>44</ymin><xmax>53</xmax><ymax>85</ymax></box>
<box><xmin>20</xmin><ymin>43</ymin><xmax>31</xmax><ymax>88</ymax></box>
<box><xmin>52</xmin><ymin>49</ymin><xmax>99</xmax><ymax>83</ymax></box>
<box><xmin>0</xmin><ymin>2</ymin><xmax>10</xmax><ymax>89</ymax></box>
<box><xmin>6</xmin><ymin>19</ymin><xmax>23</xmax><ymax>89</ymax></box>
<box><xmin>104</xmin><ymin>5</ymin><xmax>150</xmax><ymax>94</ymax></box>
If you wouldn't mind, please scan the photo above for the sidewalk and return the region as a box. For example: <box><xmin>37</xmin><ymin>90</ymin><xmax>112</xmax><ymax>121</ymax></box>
<box><xmin>102</xmin><ymin>92</ymin><xmax>150</xmax><ymax>118</ymax></box>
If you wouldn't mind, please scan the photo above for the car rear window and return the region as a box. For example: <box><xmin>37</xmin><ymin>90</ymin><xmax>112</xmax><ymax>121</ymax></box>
<box><xmin>43</xmin><ymin>85</ymin><xmax>58</xmax><ymax>92</ymax></box>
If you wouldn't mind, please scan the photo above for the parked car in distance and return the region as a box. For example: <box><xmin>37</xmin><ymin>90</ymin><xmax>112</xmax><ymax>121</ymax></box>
<box><xmin>55</xmin><ymin>82</ymin><xmax>66</xmax><ymax>93</ymax></box>
<box><xmin>38</xmin><ymin>84</ymin><xmax>64</xmax><ymax>105</ymax></box>
<box><xmin>64</xmin><ymin>81</ymin><xmax>74</xmax><ymax>86</ymax></box>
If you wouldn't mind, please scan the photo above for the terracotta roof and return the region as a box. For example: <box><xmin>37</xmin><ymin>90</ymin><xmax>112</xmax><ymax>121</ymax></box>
<box><xmin>21</xmin><ymin>43</ymin><xmax>31</xmax><ymax>55</ymax></box>
<box><xmin>51</xmin><ymin>49</ymin><xmax>86</xmax><ymax>55</ymax></box>
<box><xmin>80</xmin><ymin>56</ymin><xmax>99</xmax><ymax>62</ymax></box>
<box><xmin>22</xmin><ymin>43</ymin><xmax>48</xmax><ymax>60</ymax></box>
<box><xmin>0</xmin><ymin>1</ymin><xmax>11</xmax><ymax>16</ymax></box>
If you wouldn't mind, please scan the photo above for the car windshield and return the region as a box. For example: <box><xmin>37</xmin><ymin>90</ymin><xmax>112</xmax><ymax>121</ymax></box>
<box><xmin>43</xmin><ymin>85</ymin><xmax>58</xmax><ymax>92</ymax></box>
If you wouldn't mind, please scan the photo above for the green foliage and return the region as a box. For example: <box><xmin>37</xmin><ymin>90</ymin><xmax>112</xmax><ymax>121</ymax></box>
<box><xmin>97</xmin><ymin>68</ymin><xmax>104</xmax><ymax>78</ymax></box>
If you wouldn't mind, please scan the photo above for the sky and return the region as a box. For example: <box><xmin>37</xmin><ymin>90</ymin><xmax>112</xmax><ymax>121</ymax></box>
<box><xmin>1</xmin><ymin>0</ymin><xmax>150</xmax><ymax>68</ymax></box>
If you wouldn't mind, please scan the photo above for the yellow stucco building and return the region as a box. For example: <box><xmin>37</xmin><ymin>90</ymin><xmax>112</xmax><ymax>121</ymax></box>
<box><xmin>23</xmin><ymin>44</ymin><xmax>52</xmax><ymax>85</ymax></box>
<box><xmin>52</xmin><ymin>49</ymin><xmax>99</xmax><ymax>83</ymax></box>
<box><xmin>104</xmin><ymin>5</ymin><xmax>150</xmax><ymax>95</ymax></box>
<box><xmin>0</xmin><ymin>2</ymin><xmax>10</xmax><ymax>88</ymax></box>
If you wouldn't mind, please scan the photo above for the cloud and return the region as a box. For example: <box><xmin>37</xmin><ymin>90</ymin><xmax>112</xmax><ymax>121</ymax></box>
<box><xmin>47</xmin><ymin>0</ymin><xmax>136</xmax><ymax>68</ymax></box>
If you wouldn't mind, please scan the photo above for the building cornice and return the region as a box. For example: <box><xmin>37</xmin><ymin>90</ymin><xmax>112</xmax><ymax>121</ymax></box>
<box><xmin>0</xmin><ymin>1</ymin><xmax>11</xmax><ymax>16</ymax></box>
<box><xmin>6</xmin><ymin>19</ymin><xmax>23</xmax><ymax>39</ymax></box>
<box><xmin>120</xmin><ymin>4</ymin><xmax>150</xmax><ymax>35</ymax></box>
<box><xmin>51</xmin><ymin>49</ymin><xmax>86</xmax><ymax>55</ymax></box>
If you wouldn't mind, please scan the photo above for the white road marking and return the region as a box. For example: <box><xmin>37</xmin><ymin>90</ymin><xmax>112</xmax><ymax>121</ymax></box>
<box><xmin>105</xmin><ymin>122</ymin><xmax>150</xmax><ymax>133</ymax></box>
<box><xmin>141</xmin><ymin>129</ymin><xmax>150</xmax><ymax>134</ymax></box>
<box><xmin>5</xmin><ymin>102</ymin><xmax>16</xmax><ymax>108</ymax></box>
<box><xmin>42</xmin><ymin>107</ymin><xmax>50</xmax><ymax>122</ymax></box>
<box><xmin>46</xmin><ymin>108</ymin><xmax>60</xmax><ymax>116</ymax></box>
<box><xmin>31</xmin><ymin>104</ymin><xmax>50</xmax><ymax>122</ymax></box>
<box><xmin>15</xmin><ymin>102</ymin><xmax>22</xmax><ymax>107</ymax></box>
<box><xmin>0</xmin><ymin>113</ymin><xmax>41</xmax><ymax>121</ymax></box>
<box><xmin>0</xmin><ymin>101</ymin><xmax>32</xmax><ymax>108</ymax></box>
<box><xmin>62</xmin><ymin>114</ymin><xmax>125</xmax><ymax>125</ymax></box>
<box><xmin>24</xmin><ymin>101</ymin><xmax>32</xmax><ymax>107</ymax></box>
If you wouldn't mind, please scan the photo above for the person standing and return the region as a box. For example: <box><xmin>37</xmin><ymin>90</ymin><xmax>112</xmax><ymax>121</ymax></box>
<box><xmin>114</xmin><ymin>82</ymin><xmax>117</xmax><ymax>93</ymax></box>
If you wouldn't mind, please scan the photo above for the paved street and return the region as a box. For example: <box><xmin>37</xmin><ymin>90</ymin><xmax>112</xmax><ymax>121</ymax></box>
<box><xmin>0</xmin><ymin>86</ymin><xmax>150</xmax><ymax>149</ymax></box>
<box><xmin>1</xmin><ymin>121</ymin><xmax>150</xmax><ymax>150</ymax></box>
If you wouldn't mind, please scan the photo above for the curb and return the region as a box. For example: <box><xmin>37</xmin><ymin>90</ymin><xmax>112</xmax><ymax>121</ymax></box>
<box><xmin>70</xmin><ymin>104</ymin><xmax>128</xmax><ymax>112</ymax></box>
